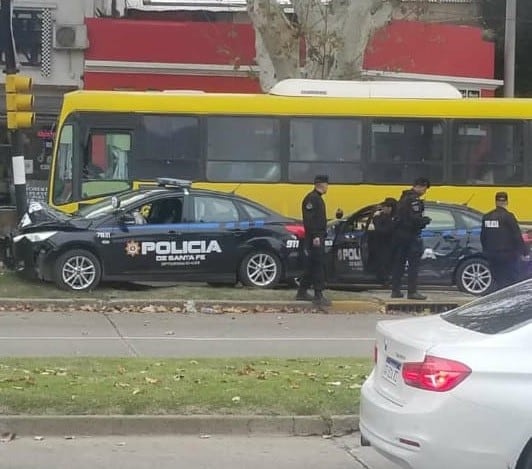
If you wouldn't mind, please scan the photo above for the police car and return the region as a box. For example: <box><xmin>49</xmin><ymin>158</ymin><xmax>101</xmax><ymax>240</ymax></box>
<box><xmin>7</xmin><ymin>179</ymin><xmax>305</xmax><ymax>291</ymax></box>
<box><xmin>325</xmin><ymin>201</ymin><xmax>532</xmax><ymax>295</ymax></box>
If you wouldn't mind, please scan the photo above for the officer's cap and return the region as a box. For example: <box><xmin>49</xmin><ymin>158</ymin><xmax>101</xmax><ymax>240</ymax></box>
<box><xmin>413</xmin><ymin>177</ymin><xmax>431</xmax><ymax>188</ymax></box>
<box><xmin>314</xmin><ymin>174</ymin><xmax>329</xmax><ymax>184</ymax></box>
<box><xmin>495</xmin><ymin>191</ymin><xmax>508</xmax><ymax>202</ymax></box>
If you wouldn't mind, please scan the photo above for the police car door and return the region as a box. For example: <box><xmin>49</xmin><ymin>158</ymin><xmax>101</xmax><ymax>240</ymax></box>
<box><xmin>185</xmin><ymin>195</ymin><xmax>239</xmax><ymax>281</ymax></box>
<box><xmin>105</xmin><ymin>195</ymin><xmax>186</xmax><ymax>279</ymax></box>
<box><xmin>331</xmin><ymin>209</ymin><xmax>370</xmax><ymax>281</ymax></box>
<box><xmin>418</xmin><ymin>207</ymin><xmax>462</xmax><ymax>282</ymax></box>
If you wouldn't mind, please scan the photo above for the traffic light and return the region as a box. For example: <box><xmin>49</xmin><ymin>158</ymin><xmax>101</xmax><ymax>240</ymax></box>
<box><xmin>5</xmin><ymin>74</ymin><xmax>35</xmax><ymax>129</ymax></box>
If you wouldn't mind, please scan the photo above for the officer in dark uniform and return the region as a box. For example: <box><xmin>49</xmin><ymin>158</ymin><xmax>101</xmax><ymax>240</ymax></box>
<box><xmin>372</xmin><ymin>197</ymin><xmax>397</xmax><ymax>286</ymax></box>
<box><xmin>296</xmin><ymin>175</ymin><xmax>331</xmax><ymax>307</ymax></box>
<box><xmin>481</xmin><ymin>191</ymin><xmax>529</xmax><ymax>290</ymax></box>
<box><xmin>391</xmin><ymin>177</ymin><xmax>431</xmax><ymax>300</ymax></box>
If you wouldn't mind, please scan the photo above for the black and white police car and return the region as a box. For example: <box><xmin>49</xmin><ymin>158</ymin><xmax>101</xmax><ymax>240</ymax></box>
<box><xmin>325</xmin><ymin>201</ymin><xmax>532</xmax><ymax>295</ymax></box>
<box><xmin>7</xmin><ymin>179</ymin><xmax>305</xmax><ymax>291</ymax></box>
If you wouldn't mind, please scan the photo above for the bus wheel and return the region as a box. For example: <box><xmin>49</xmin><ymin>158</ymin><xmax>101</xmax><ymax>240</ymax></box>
<box><xmin>239</xmin><ymin>251</ymin><xmax>282</xmax><ymax>288</ymax></box>
<box><xmin>456</xmin><ymin>257</ymin><xmax>493</xmax><ymax>296</ymax></box>
<box><xmin>54</xmin><ymin>249</ymin><xmax>102</xmax><ymax>292</ymax></box>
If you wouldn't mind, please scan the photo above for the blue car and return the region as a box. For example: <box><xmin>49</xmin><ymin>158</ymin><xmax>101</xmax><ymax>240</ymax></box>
<box><xmin>325</xmin><ymin>201</ymin><xmax>532</xmax><ymax>295</ymax></box>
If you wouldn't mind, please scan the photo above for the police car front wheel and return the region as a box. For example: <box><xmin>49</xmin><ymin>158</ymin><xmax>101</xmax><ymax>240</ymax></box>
<box><xmin>53</xmin><ymin>249</ymin><xmax>102</xmax><ymax>292</ymax></box>
<box><xmin>239</xmin><ymin>251</ymin><xmax>282</xmax><ymax>288</ymax></box>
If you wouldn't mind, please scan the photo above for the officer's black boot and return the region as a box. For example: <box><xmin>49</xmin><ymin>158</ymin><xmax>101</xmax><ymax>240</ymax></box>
<box><xmin>296</xmin><ymin>287</ymin><xmax>313</xmax><ymax>301</ymax></box>
<box><xmin>313</xmin><ymin>291</ymin><xmax>332</xmax><ymax>307</ymax></box>
<box><xmin>407</xmin><ymin>291</ymin><xmax>427</xmax><ymax>300</ymax></box>
<box><xmin>391</xmin><ymin>290</ymin><xmax>404</xmax><ymax>298</ymax></box>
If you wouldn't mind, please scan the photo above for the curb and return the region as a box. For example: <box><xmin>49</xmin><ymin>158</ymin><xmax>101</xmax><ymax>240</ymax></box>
<box><xmin>0</xmin><ymin>298</ymin><xmax>384</xmax><ymax>314</ymax></box>
<box><xmin>0</xmin><ymin>415</ymin><xmax>359</xmax><ymax>438</ymax></box>
<box><xmin>0</xmin><ymin>297</ymin><xmax>471</xmax><ymax>314</ymax></box>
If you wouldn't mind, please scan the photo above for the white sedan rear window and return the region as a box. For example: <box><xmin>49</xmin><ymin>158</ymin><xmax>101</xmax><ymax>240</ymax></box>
<box><xmin>442</xmin><ymin>280</ymin><xmax>532</xmax><ymax>334</ymax></box>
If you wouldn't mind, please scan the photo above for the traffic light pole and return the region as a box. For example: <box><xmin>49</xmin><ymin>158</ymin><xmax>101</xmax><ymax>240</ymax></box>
<box><xmin>1</xmin><ymin>0</ymin><xmax>27</xmax><ymax>219</ymax></box>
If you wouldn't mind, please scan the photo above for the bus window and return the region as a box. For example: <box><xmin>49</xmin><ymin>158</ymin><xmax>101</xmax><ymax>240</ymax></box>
<box><xmin>135</xmin><ymin>115</ymin><xmax>200</xmax><ymax>181</ymax></box>
<box><xmin>451</xmin><ymin>121</ymin><xmax>524</xmax><ymax>185</ymax></box>
<box><xmin>288</xmin><ymin>118</ymin><xmax>362</xmax><ymax>183</ymax></box>
<box><xmin>368</xmin><ymin>119</ymin><xmax>444</xmax><ymax>184</ymax></box>
<box><xmin>82</xmin><ymin>132</ymin><xmax>132</xmax><ymax>199</ymax></box>
<box><xmin>206</xmin><ymin>117</ymin><xmax>280</xmax><ymax>182</ymax></box>
<box><xmin>53</xmin><ymin>124</ymin><xmax>73</xmax><ymax>205</ymax></box>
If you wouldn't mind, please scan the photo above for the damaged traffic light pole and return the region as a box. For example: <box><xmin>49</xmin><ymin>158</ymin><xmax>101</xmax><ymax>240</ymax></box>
<box><xmin>1</xmin><ymin>0</ymin><xmax>34</xmax><ymax>219</ymax></box>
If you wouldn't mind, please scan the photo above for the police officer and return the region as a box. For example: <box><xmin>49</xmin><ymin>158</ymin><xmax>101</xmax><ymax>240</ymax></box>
<box><xmin>481</xmin><ymin>192</ymin><xmax>529</xmax><ymax>290</ymax></box>
<box><xmin>391</xmin><ymin>177</ymin><xmax>431</xmax><ymax>300</ymax></box>
<box><xmin>372</xmin><ymin>197</ymin><xmax>397</xmax><ymax>286</ymax></box>
<box><xmin>296</xmin><ymin>175</ymin><xmax>331</xmax><ymax>307</ymax></box>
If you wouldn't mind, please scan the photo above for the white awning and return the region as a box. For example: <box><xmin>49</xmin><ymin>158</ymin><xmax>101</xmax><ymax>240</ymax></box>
<box><xmin>361</xmin><ymin>70</ymin><xmax>503</xmax><ymax>91</ymax></box>
<box><xmin>126</xmin><ymin>0</ymin><xmax>312</xmax><ymax>11</ymax></box>
<box><xmin>126</xmin><ymin>0</ymin><xmax>473</xmax><ymax>11</ymax></box>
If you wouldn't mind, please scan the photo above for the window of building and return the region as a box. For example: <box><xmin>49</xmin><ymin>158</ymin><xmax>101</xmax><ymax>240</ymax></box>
<box><xmin>289</xmin><ymin>118</ymin><xmax>363</xmax><ymax>183</ymax></box>
<box><xmin>0</xmin><ymin>9</ymin><xmax>43</xmax><ymax>67</ymax></box>
<box><xmin>368</xmin><ymin>119</ymin><xmax>444</xmax><ymax>184</ymax></box>
<box><xmin>206</xmin><ymin>117</ymin><xmax>281</xmax><ymax>182</ymax></box>
<box><xmin>451</xmin><ymin>121</ymin><xmax>524</xmax><ymax>185</ymax></box>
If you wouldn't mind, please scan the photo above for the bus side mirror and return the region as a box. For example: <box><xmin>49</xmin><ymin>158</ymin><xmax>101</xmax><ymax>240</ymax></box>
<box><xmin>335</xmin><ymin>208</ymin><xmax>344</xmax><ymax>219</ymax></box>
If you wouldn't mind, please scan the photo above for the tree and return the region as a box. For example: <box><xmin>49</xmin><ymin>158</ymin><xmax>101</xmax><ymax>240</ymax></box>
<box><xmin>246</xmin><ymin>0</ymin><xmax>433</xmax><ymax>91</ymax></box>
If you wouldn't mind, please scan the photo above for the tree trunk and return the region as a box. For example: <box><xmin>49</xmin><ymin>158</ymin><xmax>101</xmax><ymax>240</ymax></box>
<box><xmin>247</xmin><ymin>0</ymin><xmax>300</xmax><ymax>91</ymax></box>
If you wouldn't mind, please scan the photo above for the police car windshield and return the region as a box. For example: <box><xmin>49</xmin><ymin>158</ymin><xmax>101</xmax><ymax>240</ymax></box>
<box><xmin>76</xmin><ymin>191</ymin><xmax>150</xmax><ymax>219</ymax></box>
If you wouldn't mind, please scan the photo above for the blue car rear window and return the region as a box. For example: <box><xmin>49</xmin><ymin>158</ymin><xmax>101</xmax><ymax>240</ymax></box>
<box><xmin>442</xmin><ymin>280</ymin><xmax>532</xmax><ymax>334</ymax></box>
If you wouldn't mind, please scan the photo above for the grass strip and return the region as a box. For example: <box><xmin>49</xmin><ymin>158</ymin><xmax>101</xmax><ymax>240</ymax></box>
<box><xmin>0</xmin><ymin>271</ymin><xmax>370</xmax><ymax>301</ymax></box>
<box><xmin>0</xmin><ymin>357</ymin><xmax>372</xmax><ymax>416</ymax></box>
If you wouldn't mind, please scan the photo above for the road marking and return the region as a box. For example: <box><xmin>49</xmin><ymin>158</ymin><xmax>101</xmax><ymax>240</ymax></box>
<box><xmin>0</xmin><ymin>336</ymin><xmax>374</xmax><ymax>341</ymax></box>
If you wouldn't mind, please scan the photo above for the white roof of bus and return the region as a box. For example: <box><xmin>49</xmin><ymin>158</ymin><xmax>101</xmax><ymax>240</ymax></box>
<box><xmin>269</xmin><ymin>79</ymin><xmax>463</xmax><ymax>99</ymax></box>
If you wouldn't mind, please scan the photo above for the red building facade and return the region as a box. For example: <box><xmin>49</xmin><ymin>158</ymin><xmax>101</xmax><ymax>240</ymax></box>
<box><xmin>83</xmin><ymin>17</ymin><xmax>502</xmax><ymax>96</ymax></box>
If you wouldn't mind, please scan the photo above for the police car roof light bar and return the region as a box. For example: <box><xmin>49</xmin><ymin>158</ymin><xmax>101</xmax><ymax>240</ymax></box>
<box><xmin>156</xmin><ymin>177</ymin><xmax>192</xmax><ymax>188</ymax></box>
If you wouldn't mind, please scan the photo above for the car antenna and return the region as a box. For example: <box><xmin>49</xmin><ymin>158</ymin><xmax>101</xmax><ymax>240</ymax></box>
<box><xmin>463</xmin><ymin>193</ymin><xmax>475</xmax><ymax>207</ymax></box>
<box><xmin>231</xmin><ymin>183</ymin><xmax>243</xmax><ymax>195</ymax></box>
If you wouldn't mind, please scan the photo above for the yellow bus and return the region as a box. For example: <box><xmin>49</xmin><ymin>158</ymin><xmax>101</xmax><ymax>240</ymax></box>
<box><xmin>49</xmin><ymin>79</ymin><xmax>532</xmax><ymax>222</ymax></box>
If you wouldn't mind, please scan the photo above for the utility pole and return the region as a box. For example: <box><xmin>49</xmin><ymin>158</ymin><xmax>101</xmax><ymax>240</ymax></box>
<box><xmin>1</xmin><ymin>0</ymin><xmax>34</xmax><ymax>219</ymax></box>
<box><xmin>504</xmin><ymin>0</ymin><xmax>517</xmax><ymax>97</ymax></box>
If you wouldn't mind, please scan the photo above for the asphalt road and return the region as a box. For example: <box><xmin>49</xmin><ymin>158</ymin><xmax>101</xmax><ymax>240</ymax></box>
<box><xmin>0</xmin><ymin>311</ymin><xmax>410</xmax><ymax>357</ymax></box>
<box><xmin>1</xmin><ymin>434</ymin><xmax>400</xmax><ymax>469</ymax></box>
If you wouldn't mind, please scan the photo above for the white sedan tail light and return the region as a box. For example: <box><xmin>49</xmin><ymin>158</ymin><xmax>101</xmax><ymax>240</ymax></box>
<box><xmin>402</xmin><ymin>355</ymin><xmax>471</xmax><ymax>392</ymax></box>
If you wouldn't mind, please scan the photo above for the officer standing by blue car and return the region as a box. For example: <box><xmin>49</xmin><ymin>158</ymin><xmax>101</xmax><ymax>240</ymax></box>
<box><xmin>296</xmin><ymin>175</ymin><xmax>331</xmax><ymax>307</ymax></box>
<box><xmin>481</xmin><ymin>191</ymin><xmax>529</xmax><ymax>290</ymax></box>
<box><xmin>390</xmin><ymin>177</ymin><xmax>432</xmax><ymax>300</ymax></box>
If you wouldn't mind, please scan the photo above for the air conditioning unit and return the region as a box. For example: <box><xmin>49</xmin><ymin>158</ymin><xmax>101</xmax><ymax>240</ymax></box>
<box><xmin>53</xmin><ymin>24</ymin><xmax>88</xmax><ymax>50</ymax></box>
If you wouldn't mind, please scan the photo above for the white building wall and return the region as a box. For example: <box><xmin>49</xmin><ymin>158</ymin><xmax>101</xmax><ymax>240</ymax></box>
<box><xmin>5</xmin><ymin>0</ymin><xmax>97</xmax><ymax>88</ymax></box>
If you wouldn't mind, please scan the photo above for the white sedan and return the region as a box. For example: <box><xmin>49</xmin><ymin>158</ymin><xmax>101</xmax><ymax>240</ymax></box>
<box><xmin>360</xmin><ymin>278</ymin><xmax>532</xmax><ymax>469</ymax></box>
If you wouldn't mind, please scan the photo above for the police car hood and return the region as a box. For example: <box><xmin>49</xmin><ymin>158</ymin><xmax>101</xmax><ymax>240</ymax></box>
<box><xmin>18</xmin><ymin>202</ymin><xmax>90</xmax><ymax>231</ymax></box>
